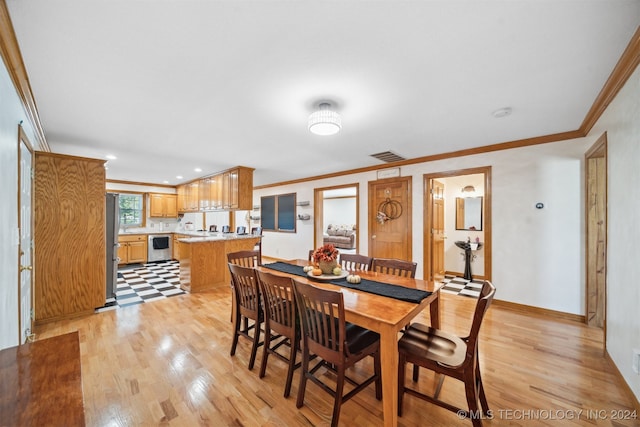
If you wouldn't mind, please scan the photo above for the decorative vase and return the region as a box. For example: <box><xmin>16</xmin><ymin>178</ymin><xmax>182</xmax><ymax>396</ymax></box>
<box><xmin>318</xmin><ymin>260</ymin><xmax>338</xmax><ymax>275</ymax></box>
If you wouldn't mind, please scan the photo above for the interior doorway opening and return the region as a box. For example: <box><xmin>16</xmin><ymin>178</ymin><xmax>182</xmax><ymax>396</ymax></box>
<box><xmin>424</xmin><ymin>167</ymin><xmax>492</xmax><ymax>282</ymax></box>
<box><xmin>585</xmin><ymin>133</ymin><xmax>607</xmax><ymax>333</ymax></box>
<box><xmin>313</xmin><ymin>184</ymin><xmax>359</xmax><ymax>254</ymax></box>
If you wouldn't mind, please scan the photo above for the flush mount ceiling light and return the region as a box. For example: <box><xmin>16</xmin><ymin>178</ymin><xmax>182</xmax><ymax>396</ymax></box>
<box><xmin>308</xmin><ymin>102</ymin><xmax>341</xmax><ymax>135</ymax></box>
<box><xmin>461</xmin><ymin>185</ymin><xmax>476</xmax><ymax>194</ymax></box>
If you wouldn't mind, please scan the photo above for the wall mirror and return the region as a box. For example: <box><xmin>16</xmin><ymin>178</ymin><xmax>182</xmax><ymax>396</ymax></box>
<box><xmin>455</xmin><ymin>196</ymin><xmax>483</xmax><ymax>230</ymax></box>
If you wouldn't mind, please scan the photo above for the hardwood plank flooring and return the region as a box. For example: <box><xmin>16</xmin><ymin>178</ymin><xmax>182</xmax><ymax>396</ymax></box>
<box><xmin>33</xmin><ymin>287</ymin><xmax>639</xmax><ymax>426</ymax></box>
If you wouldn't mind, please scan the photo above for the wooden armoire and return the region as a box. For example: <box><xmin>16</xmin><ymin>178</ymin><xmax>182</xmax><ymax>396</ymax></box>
<box><xmin>34</xmin><ymin>152</ymin><xmax>106</xmax><ymax>324</ymax></box>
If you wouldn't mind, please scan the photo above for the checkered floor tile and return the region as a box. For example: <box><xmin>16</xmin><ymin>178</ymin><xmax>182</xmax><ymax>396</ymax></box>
<box><xmin>440</xmin><ymin>275</ymin><xmax>482</xmax><ymax>298</ymax></box>
<box><xmin>96</xmin><ymin>260</ymin><xmax>184</xmax><ymax>312</ymax></box>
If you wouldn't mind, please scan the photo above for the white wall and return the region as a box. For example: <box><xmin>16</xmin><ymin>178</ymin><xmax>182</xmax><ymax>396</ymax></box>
<box><xmin>0</xmin><ymin>61</ymin><xmax>37</xmax><ymax>350</ymax></box>
<box><xmin>323</xmin><ymin>197</ymin><xmax>356</xmax><ymax>231</ymax></box>
<box><xmin>255</xmin><ymin>138</ymin><xmax>590</xmax><ymax>317</ymax></box>
<box><xmin>589</xmin><ymin>65</ymin><xmax>640</xmax><ymax>402</ymax></box>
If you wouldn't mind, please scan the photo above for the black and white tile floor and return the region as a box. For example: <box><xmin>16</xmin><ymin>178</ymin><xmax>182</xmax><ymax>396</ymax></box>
<box><xmin>96</xmin><ymin>260</ymin><xmax>185</xmax><ymax>312</ymax></box>
<box><xmin>440</xmin><ymin>275</ymin><xmax>482</xmax><ymax>298</ymax></box>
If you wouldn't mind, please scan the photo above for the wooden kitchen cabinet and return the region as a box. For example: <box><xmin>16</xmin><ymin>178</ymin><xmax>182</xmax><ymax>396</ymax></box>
<box><xmin>118</xmin><ymin>235</ymin><xmax>148</xmax><ymax>264</ymax></box>
<box><xmin>34</xmin><ymin>152</ymin><xmax>106</xmax><ymax>324</ymax></box>
<box><xmin>177</xmin><ymin>166</ymin><xmax>253</xmax><ymax>213</ymax></box>
<box><xmin>173</xmin><ymin>234</ymin><xmax>188</xmax><ymax>261</ymax></box>
<box><xmin>149</xmin><ymin>193</ymin><xmax>177</xmax><ymax>217</ymax></box>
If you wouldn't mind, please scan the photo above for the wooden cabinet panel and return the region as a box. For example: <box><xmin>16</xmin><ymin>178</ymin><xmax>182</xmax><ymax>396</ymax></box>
<box><xmin>34</xmin><ymin>152</ymin><xmax>106</xmax><ymax>324</ymax></box>
<box><xmin>118</xmin><ymin>235</ymin><xmax>147</xmax><ymax>264</ymax></box>
<box><xmin>149</xmin><ymin>193</ymin><xmax>177</xmax><ymax>217</ymax></box>
<box><xmin>128</xmin><ymin>241</ymin><xmax>147</xmax><ymax>263</ymax></box>
<box><xmin>173</xmin><ymin>234</ymin><xmax>188</xmax><ymax>261</ymax></box>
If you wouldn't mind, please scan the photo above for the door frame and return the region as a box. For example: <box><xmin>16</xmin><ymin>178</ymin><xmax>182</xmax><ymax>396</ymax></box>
<box><xmin>313</xmin><ymin>183</ymin><xmax>360</xmax><ymax>252</ymax></box>
<box><xmin>423</xmin><ymin>166</ymin><xmax>492</xmax><ymax>282</ymax></box>
<box><xmin>584</xmin><ymin>133</ymin><xmax>607</xmax><ymax>336</ymax></box>
<box><xmin>17</xmin><ymin>124</ymin><xmax>34</xmax><ymax>343</ymax></box>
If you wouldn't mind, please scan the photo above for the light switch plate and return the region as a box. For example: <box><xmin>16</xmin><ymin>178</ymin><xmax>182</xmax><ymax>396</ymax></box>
<box><xmin>633</xmin><ymin>349</ymin><xmax>640</xmax><ymax>374</ymax></box>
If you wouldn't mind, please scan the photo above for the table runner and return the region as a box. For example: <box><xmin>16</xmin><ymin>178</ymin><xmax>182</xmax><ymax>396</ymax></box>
<box><xmin>263</xmin><ymin>262</ymin><xmax>431</xmax><ymax>303</ymax></box>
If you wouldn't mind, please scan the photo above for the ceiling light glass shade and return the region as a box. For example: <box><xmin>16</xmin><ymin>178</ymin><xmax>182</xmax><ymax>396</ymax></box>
<box><xmin>461</xmin><ymin>185</ymin><xmax>476</xmax><ymax>194</ymax></box>
<box><xmin>308</xmin><ymin>103</ymin><xmax>341</xmax><ymax>135</ymax></box>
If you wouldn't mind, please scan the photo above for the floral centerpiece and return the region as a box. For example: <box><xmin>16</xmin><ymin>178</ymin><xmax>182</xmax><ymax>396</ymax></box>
<box><xmin>312</xmin><ymin>243</ymin><xmax>340</xmax><ymax>274</ymax></box>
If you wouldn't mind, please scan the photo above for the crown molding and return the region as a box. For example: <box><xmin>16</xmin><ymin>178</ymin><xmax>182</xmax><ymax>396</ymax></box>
<box><xmin>580</xmin><ymin>25</ymin><xmax>640</xmax><ymax>135</ymax></box>
<box><xmin>0</xmin><ymin>0</ymin><xmax>48</xmax><ymax>151</ymax></box>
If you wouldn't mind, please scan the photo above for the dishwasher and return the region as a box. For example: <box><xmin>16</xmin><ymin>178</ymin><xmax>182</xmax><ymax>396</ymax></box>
<box><xmin>148</xmin><ymin>235</ymin><xmax>172</xmax><ymax>262</ymax></box>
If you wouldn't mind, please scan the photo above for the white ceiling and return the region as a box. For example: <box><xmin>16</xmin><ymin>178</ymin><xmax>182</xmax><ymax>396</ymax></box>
<box><xmin>7</xmin><ymin>1</ymin><xmax>640</xmax><ymax>187</ymax></box>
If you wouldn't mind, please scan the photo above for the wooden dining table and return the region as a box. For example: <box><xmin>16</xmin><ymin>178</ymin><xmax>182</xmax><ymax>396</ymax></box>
<box><xmin>256</xmin><ymin>259</ymin><xmax>442</xmax><ymax>427</ymax></box>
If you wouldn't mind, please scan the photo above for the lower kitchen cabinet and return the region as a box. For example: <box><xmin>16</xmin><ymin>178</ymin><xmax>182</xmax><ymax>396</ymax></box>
<box><xmin>118</xmin><ymin>235</ymin><xmax>148</xmax><ymax>264</ymax></box>
<box><xmin>173</xmin><ymin>234</ymin><xmax>188</xmax><ymax>261</ymax></box>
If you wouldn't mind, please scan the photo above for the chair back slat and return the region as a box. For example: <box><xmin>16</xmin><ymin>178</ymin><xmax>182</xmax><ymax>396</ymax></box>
<box><xmin>339</xmin><ymin>254</ymin><xmax>373</xmax><ymax>271</ymax></box>
<box><xmin>293</xmin><ymin>279</ymin><xmax>345</xmax><ymax>364</ymax></box>
<box><xmin>371</xmin><ymin>258</ymin><xmax>417</xmax><ymax>278</ymax></box>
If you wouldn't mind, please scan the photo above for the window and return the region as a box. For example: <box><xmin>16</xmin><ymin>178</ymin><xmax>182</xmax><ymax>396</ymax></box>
<box><xmin>119</xmin><ymin>193</ymin><xmax>145</xmax><ymax>227</ymax></box>
<box><xmin>261</xmin><ymin>193</ymin><xmax>296</xmax><ymax>232</ymax></box>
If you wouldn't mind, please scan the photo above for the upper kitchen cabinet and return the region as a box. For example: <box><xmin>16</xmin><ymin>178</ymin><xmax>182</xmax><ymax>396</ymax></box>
<box><xmin>176</xmin><ymin>181</ymin><xmax>200</xmax><ymax>213</ymax></box>
<box><xmin>177</xmin><ymin>166</ymin><xmax>253</xmax><ymax>213</ymax></box>
<box><xmin>34</xmin><ymin>152</ymin><xmax>106</xmax><ymax>324</ymax></box>
<box><xmin>149</xmin><ymin>193</ymin><xmax>177</xmax><ymax>217</ymax></box>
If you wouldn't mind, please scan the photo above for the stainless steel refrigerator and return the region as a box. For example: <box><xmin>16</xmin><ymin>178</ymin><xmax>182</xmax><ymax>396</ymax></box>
<box><xmin>106</xmin><ymin>193</ymin><xmax>120</xmax><ymax>299</ymax></box>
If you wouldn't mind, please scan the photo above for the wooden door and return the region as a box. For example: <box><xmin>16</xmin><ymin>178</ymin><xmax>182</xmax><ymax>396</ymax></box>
<box><xmin>431</xmin><ymin>180</ymin><xmax>445</xmax><ymax>280</ymax></box>
<box><xmin>368</xmin><ymin>177</ymin><xmax>412</xmax><ymax>261</ymax></box>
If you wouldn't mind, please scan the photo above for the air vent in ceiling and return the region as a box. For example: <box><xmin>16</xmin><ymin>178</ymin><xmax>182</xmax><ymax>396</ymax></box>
<box><xmin>370</xmin><ymin>151</ymin><xmax>406</xmax><ymax>163</ymax></box>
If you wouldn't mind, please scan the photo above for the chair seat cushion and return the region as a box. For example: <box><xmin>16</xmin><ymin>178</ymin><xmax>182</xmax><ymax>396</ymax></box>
<box><xmin>399</xmin><ymin>323</ymin><xmax>466</xmax><ymax>367</ymax></box>
<box><xmin>345</xmin><ymin>322</ymin><xmax>379</xmax><ymax>354</ymax></box>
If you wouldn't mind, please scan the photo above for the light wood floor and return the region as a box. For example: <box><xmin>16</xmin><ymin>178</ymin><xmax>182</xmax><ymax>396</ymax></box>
<box><xmin>34</xmin><ymin>286</ymin><xmax>638</xmax><ymax>426</ymax></box>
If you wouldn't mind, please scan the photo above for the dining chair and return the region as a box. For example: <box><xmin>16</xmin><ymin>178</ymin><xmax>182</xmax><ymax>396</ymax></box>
<box><xmin>256</xmin><ymin>270</ymin><xmax>300</xmax><ymax>397</ymax></box>
<box><xmin>339</xmin><ymin>253</ymin><xmax>373</xmax><ymax>271</ymax></box>
<box><xmin>227</xmin><ymin>250</ymin><xmax>262</xmax><ymax>323</ymax></box>
<box><xmin>236</xmin><ymin>226</ymin><xmax>247</xmax><ymax>234</ymax></box>
<box><xmin>371</xmin><ymin>257</ymin><xmax>417</xmax><ymax>278</ymax></box>
<box><xmin>227</xmin><ymin>250</ymin><xmax>262</xmax><ymax>267</ymax></box>
<box><xmin>228</xmin><ymin>263</ymin><xmax>264</xmax><ymax>370</ymax></box>
<box><xmin>308</xmin><ymin>249</ymin><xmax>315</xmax><ymax>262</ymax></box>
<box><xmin>292</xmin><ymin>279</ymin><xmax>382</xmax><ymax>427</ymax></box>
<box><xmin>221</xmin><ymin>225</ymin><xmax>231</xmax><ymax>233</ymax></box>
<box><xmin>250</xmin><ymin>227</ymin><xmax>263</xmax><ymax>261</ymax></box>
<box><xmin>209</xmin><ymin>224</ymin><xmax>217</xmax><ymax>232</ymax></box>
<box><xmin>397</xmin><ymin>281</ymin><xmax>496</xmax><ymax>426</ymax></box>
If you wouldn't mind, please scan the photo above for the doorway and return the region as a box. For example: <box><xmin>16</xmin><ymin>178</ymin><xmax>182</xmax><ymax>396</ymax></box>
<box><xmin>424</xmin><ymin>167</ymin><xmax>492</xmax><ymax>282</ymax></box>
<box><xmin>313</xmin><ymin>184</ymin><xmax>359</xmax><ymax>253</ymax></box>
<box><xmin>585</xmin><ymin>133</ymin><xmax>607</xmax><ymax>331</ymax></box>
<box><xmin>18</xmin><ymin>125</ymin><xmax>34</xmax><ymax>343</ymax></box>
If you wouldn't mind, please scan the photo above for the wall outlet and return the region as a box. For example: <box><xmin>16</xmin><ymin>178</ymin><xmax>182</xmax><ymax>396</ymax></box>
<box><xmin>633</xmin><ymin>349</ymin><xmax>640</xmax><ymax>375</ymax></box>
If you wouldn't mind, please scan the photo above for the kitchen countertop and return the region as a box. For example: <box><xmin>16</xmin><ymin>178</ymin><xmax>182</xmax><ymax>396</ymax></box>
<box><xmin>178</xmin><ymin>232</ymin><xmax>260</xmax><ymax>243</ymax></box>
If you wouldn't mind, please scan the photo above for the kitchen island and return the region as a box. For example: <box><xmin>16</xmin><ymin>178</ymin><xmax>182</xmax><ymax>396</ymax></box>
<box><xmin>178</xmin><ymin>233</ymin><xmax>260</xmax><ymax>292</ymax></box>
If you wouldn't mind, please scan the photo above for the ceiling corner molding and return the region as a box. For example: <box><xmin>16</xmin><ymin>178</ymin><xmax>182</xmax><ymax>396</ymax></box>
<box><xmin>580</xmin><ymin>25</ymin><xmax>640</xmax><ymax>135</ymax></box>
<box><xmin>0</xmin><ymin>0</ymin><xmax>49</xmax><ymax>152</ymax></box>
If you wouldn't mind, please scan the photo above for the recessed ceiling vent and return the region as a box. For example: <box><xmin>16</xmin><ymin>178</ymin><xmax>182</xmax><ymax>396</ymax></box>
<box><xmin>370</xmin><ymin>151</ymin><xmax>405</xmax><ymax>163</ymax></box>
